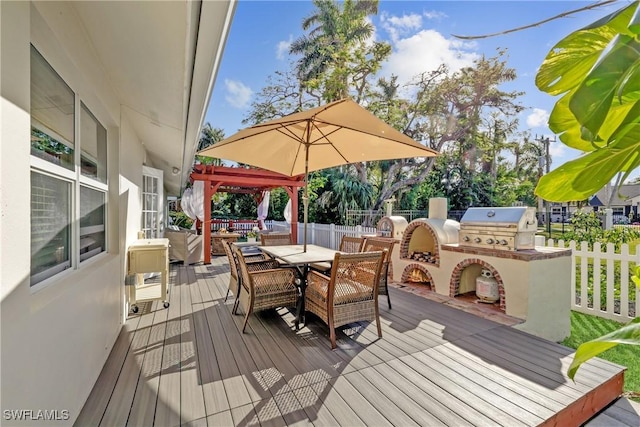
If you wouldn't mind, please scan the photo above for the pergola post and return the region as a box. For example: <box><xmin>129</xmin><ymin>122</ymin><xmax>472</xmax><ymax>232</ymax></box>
<box><xmin>203</xmin><ymin>181</ymin><xmax>213</xmax><ymax>264</ymax></box>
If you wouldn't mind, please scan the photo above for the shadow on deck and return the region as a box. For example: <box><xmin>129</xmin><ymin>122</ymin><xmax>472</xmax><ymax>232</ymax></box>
<box><xmin>75</xmin><ymin>257</ymin><xmax>629</xmax><ymax>426</ymax></box>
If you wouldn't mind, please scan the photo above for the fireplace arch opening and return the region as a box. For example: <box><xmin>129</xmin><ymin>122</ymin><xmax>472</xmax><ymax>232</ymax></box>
<box><xmin>401</xmin><ymin>263</ymin><xmax>434</xmax><ymax>290</ymax></box>
<box><xmin>400</xmin><ymin>220</ymin><xmax>441</xmax><ymax>266</ymax></box>
<box><xmin>449</xmin><ymin>258</ymin><xmax>505</xmax><ymax>312</ymax></box>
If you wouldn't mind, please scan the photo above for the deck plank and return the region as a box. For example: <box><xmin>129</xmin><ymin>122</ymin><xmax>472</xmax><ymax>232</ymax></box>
<box><xmin>190</xmin><ymin>266</ymin><xmax>231</xmax><ymax>416</ymax></box>
<box><xmin>127</xmin><ymin>301</ymin><xmax>169</xmax><ymax>426</ymax></box>
<box><xmin>271</xmin><ymin>390</ymin><xmax>314</xmax><ymax>426</ymax></box>
<box><xmin>74</xmin><ymin>314</ymin><xmax>141</xmax><ymax>427</ymax></box>
<box><xmin>100</xmin><ymin>301</ymin><xmax>156</xmax><ymax>426</ymax></box>
<box><xmin>195</xmin><ymin>270</ymin><xmax>254</xmax><ymax>411</ymax></box>
<box><xmin>397</xmin><ymin>353</ymin><xmax>529</xmax><ymax>426</ymax></box>
<box><xmin>320</xmin><ymin>376</ymin><xmax>393</xmax><ymax>426</ymax></box>
<box><xmin>342</xmin><ymin>369</ymin><xmax>420</xmax><ymax>426</ymax></box>
<box><xmin>368</xmin><ymin>362</ymin><xmax>473</xmax><ymax>426</ymax></box>
<box><xmin>290</xmin><ymin>385</ymin><xmax>340</xmax><ymax>426</ymax></box>
<box><xmin>179</xmin><ymin>266</ymin><xmax>207</xmax><ymax>425</ymax></box>
<box><xmin>76</xmin><ymin>258</ymin><xmax>629</xmax><ymax>427</ymax></box>
<box><xmin>153</xmin><ymin>265</ymin><xmax>183</xmax><ymax>427</ymax></box>
<box><xmin>415</xmin><ymin>350</ymin><xmax>547</xmax><ymax>425</ymax></box>
<box><xmin>587</xmin><ymin>398</ymin><xmax>640</xmax><ymax>426</ymax></box>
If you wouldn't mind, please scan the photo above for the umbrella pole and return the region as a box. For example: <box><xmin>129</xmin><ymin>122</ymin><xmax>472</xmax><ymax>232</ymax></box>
<box><xmin>303</xmin><ymin>146</ymin><xmax>309</xmax><ymax>252</ymax></box>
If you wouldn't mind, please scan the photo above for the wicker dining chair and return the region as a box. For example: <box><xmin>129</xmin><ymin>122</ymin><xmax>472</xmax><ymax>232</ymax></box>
<box><xmin>311</xmin><ymin>235</ymin><xmax>366</xmax><ymax>273</ymax></box>
<box><xmin>260</xmin><ymin>233</ymin><xmax>292</xmax><ymax>246</ymax></box>
<box><xmin>340</xmin><ymin>235</ymin><xmax>366</xmax><ymax>253</ymax></box>
<box><xmin>361</xmin><ymin>238</ymin><xmax>395</xmax><ymax>309</ymax></box>
<box><xmin>221</xmin><ymin>240</ymin><xmax>278</xmax><ymax>314</ymax></box>
<box><xmin>233</xmin><ymin>245</ymin><xmax>298</xmax><ymax>333</ymax></box>
<box><xmin>305</xmin><ymin>251</ymin><xmax>385</xmax><ymax>349</ymax></box>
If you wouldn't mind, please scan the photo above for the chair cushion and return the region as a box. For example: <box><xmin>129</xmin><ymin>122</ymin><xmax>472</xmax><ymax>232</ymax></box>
<box><xmin>307</xmin><ymin>277</ymin><xmax>372</xmax><ymax>305</ymax></box>
<box><xmin>310</xmin><ymin>261</ymin><xmax>332</xmax><ymax>272</ymax></box>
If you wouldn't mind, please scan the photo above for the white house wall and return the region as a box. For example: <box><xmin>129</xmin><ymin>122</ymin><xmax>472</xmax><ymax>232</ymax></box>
<box><xmin>1</xmin><ymin>3</ymin><xmax>147</xmax><ymax>425</ymax></box>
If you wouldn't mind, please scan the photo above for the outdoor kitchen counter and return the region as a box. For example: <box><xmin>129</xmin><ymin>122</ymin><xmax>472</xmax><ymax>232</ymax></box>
<box><xmin>441</xmin><ymin>243</ymin><xmax>572</xmax><ymax>261</ymax></box>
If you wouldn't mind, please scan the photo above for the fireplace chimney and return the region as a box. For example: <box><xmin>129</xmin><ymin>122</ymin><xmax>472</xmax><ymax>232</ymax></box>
<box><xmin>429</xmin><ymin>197</ymin><xmax>448</xmax><ymax>220</ymax></box>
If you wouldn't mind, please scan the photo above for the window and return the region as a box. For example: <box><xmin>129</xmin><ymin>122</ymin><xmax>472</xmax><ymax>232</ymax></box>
<box><xmin>30</xmin><ymin>172</ymin><xmax>72</xmax><ymax>285</ymax></box>
<box><xmin>80</xmin><ymin>103</ymin><xmax>107</xmax><ymax>183</ymax></box>
<box><xmin>30</xmin><ymin>47</ymin><xmax>75</xmax><ymax>170</ymax></box>
<box><xmin>30</xmin><ymin>45</ymin><xmax>108</xmax><ymax>287</ymax></box>
<box><xmin>80</xmin><ymin>186</ymin><xmax>106</xmax><ymax>262</ymax></box>
<box><xmin>142</xmin><ymin>166</ymin><xmax>164</xmax><ymax>239</ymax></box>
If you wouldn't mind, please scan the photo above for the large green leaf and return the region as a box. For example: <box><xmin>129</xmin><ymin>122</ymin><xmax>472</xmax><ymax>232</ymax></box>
<box><xmin>617</xmin><ymin>59</ymin><xmax>640</xmax><ymax>103</ymax></box>
<box><xmin>548</xmin><ymin>93</ymin><xmax>599</xmax><ymax>151</ymax></box>
<box><xmin>535</xmin><ymin>28</ymin><xmax>616</xmax><ymax>96</ymax></box>
<box><xmin>569</xmin><ymin>35</ymin><xmax>640</xmax><ymax>137</ymax></box>
<box><xmin>568</xmin><ymin>317</ymin><xmax>640</xmax><ymax>380</ymax></box>
<box><xmin>549</xmin><ymin>88</ymin><xmax>637</xmax><ymax>151</ymax></box>
<box><xmin>536</xmin><ymin>3</ymin><xmax>637</xmax><ymax>97</ymax></box>
<box><xmin>535</xmin><ymin>120</ymin><xmax>640</xmax><ymax>201</ymax></box>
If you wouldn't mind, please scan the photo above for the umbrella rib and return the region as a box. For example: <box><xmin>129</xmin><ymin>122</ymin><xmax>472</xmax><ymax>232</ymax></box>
<box><xmin>308</xmin><ymin>121</ymin><xmax>350</xmax><ymax>165</ymax></box>
<box><xmin>309</xmin><ymin>118</ymin><xmax>438</xmax><ymax>154</ymax></box>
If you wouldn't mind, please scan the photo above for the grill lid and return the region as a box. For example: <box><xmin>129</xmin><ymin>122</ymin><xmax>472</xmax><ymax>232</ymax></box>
<box><xmin>460</xmin><ymin>207</ymin><xmax>537</xmax><ymax>230</ymax></box>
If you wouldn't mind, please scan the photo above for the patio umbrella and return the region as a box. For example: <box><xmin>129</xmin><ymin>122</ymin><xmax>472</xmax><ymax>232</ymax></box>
<box><xmin>198</xmin><ymin>98</ymin><xmax>438</xmax><ymax>251</ymax></box>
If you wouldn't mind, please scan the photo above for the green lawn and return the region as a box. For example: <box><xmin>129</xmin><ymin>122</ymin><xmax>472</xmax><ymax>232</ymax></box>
<box><xmin>563</xmin><ymin>311</ymin><xmax>639</xmax><ymax>400</ymax></box>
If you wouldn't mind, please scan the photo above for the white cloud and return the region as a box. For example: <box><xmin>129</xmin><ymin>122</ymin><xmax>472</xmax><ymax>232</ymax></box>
<box><xmin>549</xmin><ymin>139</ymin><xmax>566</xmax><ymax>159</ymax></box>
<box><xmin>224</xmin><ymin>79</ymin><xmax>252</xmax><ymax>109</ymax></box>
<box><xmin>526</xmin><ymin>108</ymin><xmax>550</xmax><ymax>128</ymax></box>
<box><xmin>423</xmin><ymin>10</ymin><xmax>447</xmax><ymax>20</ymax></box>
<box><xmin>381</xmin><ymin>29</ymin><xmax>478</xmax><ymax>86</ymax></box>
<box><xmin>380</xmin><ymin>11</ymin><xmax>422</xmax><ymax>43</ymax></box>
<box><xmin>276</xmin><ymin>35</ymin><xmax>293</xmax><ymax>60</ymax></box>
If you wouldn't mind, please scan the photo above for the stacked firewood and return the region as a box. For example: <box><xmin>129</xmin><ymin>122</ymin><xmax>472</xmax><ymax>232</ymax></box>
<box><xmin>409</xmin><ymin>251</ymin><xmax>436</xmax><ymax>264</ymax></box>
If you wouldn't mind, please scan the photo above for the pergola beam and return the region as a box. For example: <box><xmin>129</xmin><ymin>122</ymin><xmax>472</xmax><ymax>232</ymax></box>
<box><xmin>190</xmin><ymin>165</ymin><xmax>304</xmax><ymax>263</ymax></box>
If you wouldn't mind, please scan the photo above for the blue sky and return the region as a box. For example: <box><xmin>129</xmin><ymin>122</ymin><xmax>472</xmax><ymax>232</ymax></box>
<box><xmin>205</xmin><ymin>0</ymin><xmax>633</xmax><ymax>178</ymax></box>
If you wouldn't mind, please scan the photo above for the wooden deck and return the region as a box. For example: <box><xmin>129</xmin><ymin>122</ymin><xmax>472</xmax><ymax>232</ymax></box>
<box><xmin>76</xmin><ymin>257</ymin><xmax>629</xmax><ymax>426</ymax></box>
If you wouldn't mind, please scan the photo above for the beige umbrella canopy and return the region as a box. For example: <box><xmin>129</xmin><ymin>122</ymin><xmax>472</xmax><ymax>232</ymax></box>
<box><xmin>198</xmin><ymin>98</ymin><xmax>438</xmax><ymax>250</ymax></box>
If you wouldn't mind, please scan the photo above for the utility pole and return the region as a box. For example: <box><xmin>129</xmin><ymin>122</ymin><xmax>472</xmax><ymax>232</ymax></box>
<box><xmin>535</xmin><ymin>134</ymin><xmax>555</xmax><ymax>234</ymax></box>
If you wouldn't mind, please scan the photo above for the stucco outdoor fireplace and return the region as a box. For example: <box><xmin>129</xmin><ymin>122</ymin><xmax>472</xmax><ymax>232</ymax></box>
<box><xmin>391</xmin><ymin>198</ymin><xmax>572</xmax><ymax>342</ymax></box>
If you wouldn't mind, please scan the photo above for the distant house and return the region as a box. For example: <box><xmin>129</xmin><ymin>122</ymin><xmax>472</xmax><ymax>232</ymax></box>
<box><xmin>589</xmin><ymin>184</ymin><xmax>640</xmax><ymax>221</ymax></box>
<box><xmin>0</xmin><ymin>1</ymin><xmax>235</xmax><ymax>424</ymax></box>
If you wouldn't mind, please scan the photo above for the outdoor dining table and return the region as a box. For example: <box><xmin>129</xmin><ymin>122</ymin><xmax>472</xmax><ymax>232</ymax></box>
<box><xmin>259</xmin><ymin>244</ymin><xmax>340</xmax><ymax>328</ymax></box>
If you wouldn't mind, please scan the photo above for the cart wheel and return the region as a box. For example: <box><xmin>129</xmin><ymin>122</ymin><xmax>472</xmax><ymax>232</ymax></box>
<box><xmin>131</xmin><ymin>305</ymin><xmax>139</xmax><ymax>314</ymax></box>
<box><xmin>163</xmin><ymin>302</ymin><xmax>170</xmax><ymax>309</ymax></box>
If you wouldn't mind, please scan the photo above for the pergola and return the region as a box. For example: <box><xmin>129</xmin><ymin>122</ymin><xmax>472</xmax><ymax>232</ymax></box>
<box><xmin>190</xmin><ymin>165</ymin><xmax>305</xmax><ymax>263</ymax></box>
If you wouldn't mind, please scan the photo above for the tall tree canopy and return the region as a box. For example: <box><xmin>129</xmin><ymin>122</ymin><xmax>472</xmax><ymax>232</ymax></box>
<box><xmin>245</xmin><ymin>0</ymin><xmax>531</xmax><ymax>223</ymax></box>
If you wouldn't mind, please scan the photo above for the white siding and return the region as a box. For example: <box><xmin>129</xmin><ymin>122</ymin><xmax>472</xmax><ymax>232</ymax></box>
<box><xmin>0</xmin><ymin>3</ymin><xmax>145</xmax><ymax>425</ymax></box>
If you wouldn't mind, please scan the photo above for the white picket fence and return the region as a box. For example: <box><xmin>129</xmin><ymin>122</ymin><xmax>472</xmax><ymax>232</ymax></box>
<box><xmin>544</xmin><ymin>239</ymin><xmax>639</xmax><ymax>322</ymax></box>
<box><xmin>266</xmin><ymin>221</ymin><xmax>376</xmax><ymax>250</ymax></box>
<box><xmin>265</xmin><ymin>221</ymin><xmax>639</xmax><ymax>322</ymax></box>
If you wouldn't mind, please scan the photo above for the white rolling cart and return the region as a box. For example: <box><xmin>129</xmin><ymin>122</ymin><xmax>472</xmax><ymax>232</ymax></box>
<box><xmin>127</xmin><ymin>238</ymin><xmax>170</xmax><ymax>313</ymax></box>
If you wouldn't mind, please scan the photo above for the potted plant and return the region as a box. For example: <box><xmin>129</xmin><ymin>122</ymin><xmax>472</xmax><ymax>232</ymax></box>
<box><xmin>246</xmin><ymin>226</ymin><xmax>259</xmax><ymax>243</ymax></box>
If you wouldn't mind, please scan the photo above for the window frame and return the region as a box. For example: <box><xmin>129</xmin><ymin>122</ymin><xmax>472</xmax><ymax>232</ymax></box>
<box><xmin>29</xmin><ymin>44</ymin><xmax>109</xmax><ymax>292</ymax></box>
<box><xmin>142</xmin><ymin>166</ymin><xmax>164</xmax><ymax>239</ymax></box>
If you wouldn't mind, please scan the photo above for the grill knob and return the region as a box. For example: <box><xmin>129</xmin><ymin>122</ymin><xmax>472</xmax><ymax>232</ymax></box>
<box><xmin>463</xmin><ymin>236</ymin><xmax>470</xmax><ymax>242</ymax></box>
<box><xmin>500</xmin><ymin>239</ymin><xmax>508</xmax><ymax>245</ymax></box>
<box><xmin>486</xmin><ymin>238</ymin><xmax>494</xmax><ymax>244</ymax></box>
<box><xmin>474</xmin><ymin>237</ymin><xmax>481</xmax><ymax>243</ymax></box>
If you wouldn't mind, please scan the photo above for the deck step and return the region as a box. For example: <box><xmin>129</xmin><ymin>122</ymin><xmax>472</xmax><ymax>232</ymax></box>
<box><xmin>586</xmin><ymin>397</ymin><xmax>640</xmax><ymax>426</ymax></box>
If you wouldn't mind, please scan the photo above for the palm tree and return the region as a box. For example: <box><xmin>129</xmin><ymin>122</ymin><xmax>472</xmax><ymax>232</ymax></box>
<box><xmin>196</xmin><ymin>123</ymin><xmax>225</xmax><ymax>166</ymax></box>
<box><xmin>289</xmin><ymin>0</ymin><xmax>378</xmax><ymax>95</ymax></box>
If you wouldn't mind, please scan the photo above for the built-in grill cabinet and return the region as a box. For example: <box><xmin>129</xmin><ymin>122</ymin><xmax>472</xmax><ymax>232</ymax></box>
<box><xmin>459</xmin><ymin>207</ymin><xmax>537</xmax><ymax>251</ymax></box>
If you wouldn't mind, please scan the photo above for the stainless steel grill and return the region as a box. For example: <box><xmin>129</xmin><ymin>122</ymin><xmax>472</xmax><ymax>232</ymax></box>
<box><xmin>459</xmin><ymin>207</ymin><xmax>537</xmax><ymax>251</ymax></box>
